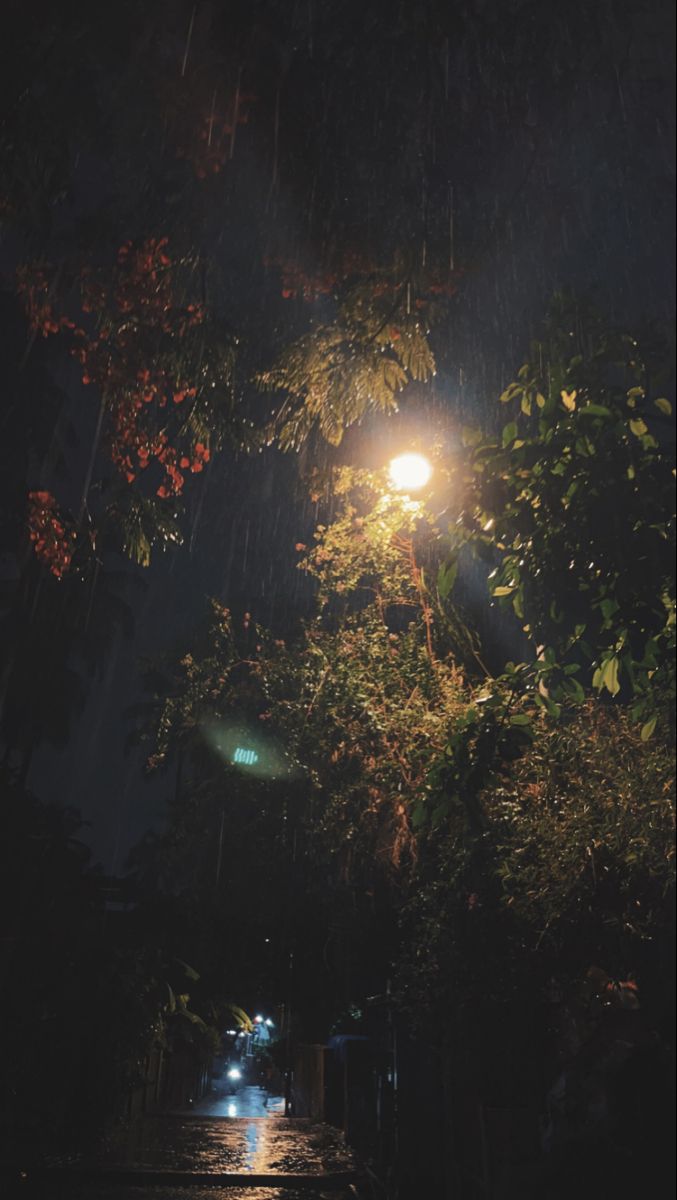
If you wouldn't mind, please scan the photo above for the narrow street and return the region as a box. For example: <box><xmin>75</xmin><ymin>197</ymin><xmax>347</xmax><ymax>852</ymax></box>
<box><xmin>191</xmin><ymin>1083</ymin><xmax>286</xmax><ymax>1118</ymax></box>
<box><xmin>8</xmin><ymin>1082</ymin><xmax>362</xmax><ymax>1199</ymax></box>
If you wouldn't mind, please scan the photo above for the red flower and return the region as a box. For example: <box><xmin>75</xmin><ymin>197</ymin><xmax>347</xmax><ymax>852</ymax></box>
<box><xmin>27</xmin><ymin>491</ymin><xmax>76</xmax><ymax>578</ymax></box>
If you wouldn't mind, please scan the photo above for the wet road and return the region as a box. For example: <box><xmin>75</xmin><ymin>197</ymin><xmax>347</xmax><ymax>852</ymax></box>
<box><xmin>7</xmin><ymin>1087</ymin><xmax>360</xmax><ymax>1198</ymax></box>
<box><xmin>14</xmin><ymin>1188</ymin><xmax>356</xmax><ymax>1199</ymax></box>
<box><xmin>191</xmin><ymin>1083</ymin><xmax>286</xmax><ymax>1118</ymax></box>
<box><xmin>97</xmin><ymin>1109</ymin><xmax>354</xmax><ymax>1176</ymax></box>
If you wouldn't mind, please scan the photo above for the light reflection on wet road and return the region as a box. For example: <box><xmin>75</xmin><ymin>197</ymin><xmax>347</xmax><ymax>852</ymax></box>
<box><xmin>193</xmin><ymin>1084</ymin><xmax>285</xmax><ymax>1118</ymax></box>
<box><xmin>99</xmin><ymin>1112</ymin><xmax>352</xmax><ymax>1175</ymax></box>
<box><xmin>12</xmin><ymin>1091</ymin><xmax>359</xmax><ymax>1199</ymax></box>
<box><xmin>22</xmin><ymin>1185</ymin><xmax>355</xmax><ymax>1195</ymax></box>
<box><xmin>31</xmin><ymin>1189</ymin><xmax>353</xmax><ymax>1199</ymax></box>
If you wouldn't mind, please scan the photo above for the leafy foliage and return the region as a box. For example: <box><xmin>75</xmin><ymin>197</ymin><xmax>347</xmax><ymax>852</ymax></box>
<box><xmin>26</xmin><ymin>490</ymin><xmax>77</xmax><ymax>578</ymax></box>
<box><xmin>485</xmin><ymin>705</ymin><xmax>675</xmax><ymax>941</ymax></box>
<box><xmin>297</xmin><ymin>467</ymin><xmax>430</xmax><ymax>605</ymax></box>
<box><xmin>398</xmin><ymin>702</ymin><xmax>675</xmax><ymax>1025</ymax></box>
<box><xmin>16</xmin><ymin>240</ymin><xmax>236</xmax><ymax>568</ymax></box>
<box><xmin>455</xmin><ymin>296</ymin><xmax>675</xmax><ymax>726</ymax></box>
<box><xmin>140</xmin><ymin>475</ymin><xmax>472</xmax><ymax>878</ymax></box>
<box><xmin>137</xmin><ymin>363</ymin><xmax>675</xmax><ymax>1146</ymax></box>
<box><xmin>103</xmin><ymin>490</ymin><xmax>184</xmax><ymax>568</ymax></box>
<box><xmin>258</xmin><ymin>281</ymin><xmax>435</xmax><ymax>448</ymax></box>
<box><xmin>259</xmin><ymin>610</ymin><xmax>466</xmax><ymax>877</ymax></box>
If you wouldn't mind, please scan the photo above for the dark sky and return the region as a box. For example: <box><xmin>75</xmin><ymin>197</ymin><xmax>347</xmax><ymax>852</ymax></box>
<box><xmin>2</xmin><ymin>0</ymin><xmax>675</xmax><ymax>869</ymax></box>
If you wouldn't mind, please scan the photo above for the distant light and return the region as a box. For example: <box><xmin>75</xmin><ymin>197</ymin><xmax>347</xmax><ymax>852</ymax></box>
<box><xmin>227</xmin><ymin>1067</ymin><xmax>242</xmax><ymax>1080</ymax></box>
<box><xmin>254</xmin><ymin>1015</ymin><xmax>263</xmax><ymax>1023</ymax></box>
<box><xmin>388</xmin><ymin>454</ymin><xmax>432</xmax><ymax>492</ymax></box>
<box><xmin>232</xmin><ymin>746</ymin><xmax>259</xmax><ymax>766</ymax></box>
<box><xmin>226</xmin><ymin>1029</ymin><xmax>237</xmax><ymax>1036</ymax></box>
<box><xmin>227</xmin><ymin>1102</ymin><xmax>238</xmax><ymax>1116</ymax></box>
<box><xmin>265</xmin><ymin>1018</ymin><xmax>274</xmax><ymax>1027</ymax></box>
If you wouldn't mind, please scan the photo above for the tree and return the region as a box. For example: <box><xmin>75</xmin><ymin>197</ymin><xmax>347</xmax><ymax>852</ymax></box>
<box><xmin>258</xmin><ymin>274</ymin><xmax>440</xmax><ymax>449</ymax></box>
<box><xmin>137</xmin><ymin>303</ymin><xmax>674</xmax><ymax>1188</ymax></box>
<box><xmin>453</xmin><ymin>295</ymin><xmax>675</xmax><ymax>730</ymax></box>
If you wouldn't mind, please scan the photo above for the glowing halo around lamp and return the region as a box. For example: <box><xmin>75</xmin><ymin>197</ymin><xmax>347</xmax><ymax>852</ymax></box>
<box><xmin>388</xmin><ymin>453</ymin><xmax>432</xmax><ymax>492</ymax></box>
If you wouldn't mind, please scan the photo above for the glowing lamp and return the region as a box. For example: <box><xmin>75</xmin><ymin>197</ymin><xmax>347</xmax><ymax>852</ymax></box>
<box><xmin>388</xmin><ymin>453</ymin><xmax>432</xmax><ymax>492</ymax></box>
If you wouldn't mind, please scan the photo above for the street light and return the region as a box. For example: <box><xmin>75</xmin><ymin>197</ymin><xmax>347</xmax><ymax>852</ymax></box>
<box><xmin>388</xmin><ymin>453</ymin><xmax>432</xmax><ymax>492</ymax></box>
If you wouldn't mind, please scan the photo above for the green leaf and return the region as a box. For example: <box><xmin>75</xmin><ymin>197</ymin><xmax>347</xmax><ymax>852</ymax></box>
<box><xmin>654</xmin><ymin>397</ymin><xmax>672</xmax><ymax>415</ymax></box>
<box><xmin>500</xmin><ymin>382</ymin><xmax>522</xmax><ymax>404</ymax></box>
<box><xmin>579</xmin><ymin>404</ymin><xmax>612</xmax><ymax>418</ymax></box>
<box><xmin>502</xmin><ymin>421</ymin><xmax>518</xmax><ymax>448</ymax></box>
<box><xmin>492</xmin><ymin>585</ymin><xmax>515</xmax><ymax>597</ymax></box>
<box><xmin>564</xmin><ymin>677</ymin><xmax>586</xmax><ymax>703</ymax></box>
<box><xmin>604</xmin><ymin>657</ymin><xmax>619</xmax><ymax>696</ymax></box>
<box><xmin>437</xmin><ymin>559</ymin><xmax>459</xmax><ymax>600</ymax></box>
<box><xmin>593</xmin><ymin>655</ymin><xmax>621</xmax><ymax>697</ymax></box>
<box><xmin>629</xmin><ymin>418</ymin><xmax>648</xmax><ymax>437</ymax></box>
<box><xmin>640</xmin><ymin>716</ymin><xmax>657</xmax><ymax>741</ymax></box>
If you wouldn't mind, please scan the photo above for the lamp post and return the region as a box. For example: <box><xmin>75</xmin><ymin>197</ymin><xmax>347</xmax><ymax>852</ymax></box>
<box><xmin>387</xmin><ymin>452</ymin><xmax>435</xmax><ymax>661</ymax></box>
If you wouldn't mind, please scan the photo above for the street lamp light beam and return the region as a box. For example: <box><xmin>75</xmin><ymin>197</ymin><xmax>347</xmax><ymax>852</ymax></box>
<box><xmin>388</xmin><ymin>453</ymin><xmax>432</xmax><ymax>492</ymax></box>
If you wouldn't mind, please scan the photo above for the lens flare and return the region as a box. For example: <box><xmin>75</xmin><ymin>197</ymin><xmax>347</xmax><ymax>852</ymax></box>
<box><xmin>202</xmin><ymin>719</ymin><xmax>302</xmax><ymax>781</ymax></box>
